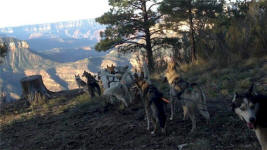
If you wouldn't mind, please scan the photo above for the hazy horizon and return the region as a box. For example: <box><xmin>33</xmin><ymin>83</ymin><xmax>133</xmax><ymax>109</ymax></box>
<box><xmin>0</xmin><ymin>0</ymin><xmax>109</xmax><ymax>28</ymax></box>
<box><xmin>0</xmin><ymin>18</ymin><xmax>100</xmax><ymax>28</ymax></box>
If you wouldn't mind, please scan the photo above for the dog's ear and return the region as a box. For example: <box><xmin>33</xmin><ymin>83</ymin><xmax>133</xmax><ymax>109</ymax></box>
<box><xmin>247</xmin><ymin>83</ymin><xmax>255</xmax><ymax>96</ymax></box>
<box><xmin>232</xmin><ymin>93</ymin><xmax>239</xmax><ymax>112</ymax></box>
<box><xmin>82</xmin><ymin>71</ymin><xmax>86</xmax><ymax>77</ymax></box>
<box><xmin>232</xmin><ymin>92</ymin><xmax>238</xmax><ymax>102</ymax></box>
<box><xmin>140</xmin><ymin>71</ymin><xmax>144</xmax><ymax>80</ymax></box>
<box><xmin>134</xmin><ymin>72</ymin><xmax>139</xmax><ymax>80</ymax></box>
<box><xmin>162</xmin><ymin>77</ymin><xmax>168</xmax><ymax>83</ymax></box>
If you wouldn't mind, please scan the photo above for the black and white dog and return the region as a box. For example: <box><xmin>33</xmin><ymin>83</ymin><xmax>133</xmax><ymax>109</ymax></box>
<box><xmin>232</xmin><ymin>84</ymin><xmax>267</xmax><ymax>150</ymax></box>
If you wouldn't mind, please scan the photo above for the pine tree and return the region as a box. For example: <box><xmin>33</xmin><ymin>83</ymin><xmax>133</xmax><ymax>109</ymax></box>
<box><xmin>95</xmin><ymin>0</ymin><xmax>172</xmax><ymax>72</ymax></box>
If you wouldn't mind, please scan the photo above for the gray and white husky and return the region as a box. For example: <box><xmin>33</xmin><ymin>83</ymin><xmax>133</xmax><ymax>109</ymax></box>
<box><xmin>232</xmin><ymin>84</ymin><xmax>267</xmax><ymax>150</ymax></box>
<box><xmin>103</xmin><ymin>69</ymin><xmax>135</xmax><ymax>107</ymax></box>
<box><xmin>165</xmin><ymin>60</ymin><xmax>210</xmax><ymax>133</ymax></box>
<box><xmin>75</xmin><ymin>74</ymin><xmax>87</xmax><ymax>89</ymax></box>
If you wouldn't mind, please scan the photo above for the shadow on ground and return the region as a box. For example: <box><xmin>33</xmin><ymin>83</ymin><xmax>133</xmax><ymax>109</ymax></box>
<box><xmin>0</xmin><ymin>93</ymin><xmax>260</xmax><ymax>150</ymax></box>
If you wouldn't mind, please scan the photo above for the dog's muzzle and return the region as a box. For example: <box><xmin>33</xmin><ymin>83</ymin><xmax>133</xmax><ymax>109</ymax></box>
<box><xmin>247</xmin><ymin>117</ymin><xmax>256</xmax><ymax>129</ymax></box>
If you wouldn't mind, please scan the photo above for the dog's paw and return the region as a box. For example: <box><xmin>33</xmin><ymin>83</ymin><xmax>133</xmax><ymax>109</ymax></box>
<box><xmin>169</xmin><ymin>117</ymin><xmax>173</xmax><ymax>120</ymax></box>
<box><xmin>151</xmin><ymin>131</ymin><xmax>155</xmax><ymax>135</ymax></box>
<box><xmin>147</xmin><ymin>127</ymin><xmax>150</xmax><ymax>131</ymax></box>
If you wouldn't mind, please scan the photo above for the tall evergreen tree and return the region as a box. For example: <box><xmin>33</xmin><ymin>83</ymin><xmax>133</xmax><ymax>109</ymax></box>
<box><xmin>95</xmin><ymin>0</ymin><xmax>168</xmax><ymax>72</ymax></box>
<box><xmin>159</xmin><ymin>0</ymin><xmax>223</xmax><ymax>62</ymax></box>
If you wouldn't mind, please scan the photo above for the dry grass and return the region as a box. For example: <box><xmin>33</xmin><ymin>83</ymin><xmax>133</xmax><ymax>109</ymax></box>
<box><xmin>179</xmin><ymin>56</ymin><xmax>267</xmax><ymax>99</ymax></box>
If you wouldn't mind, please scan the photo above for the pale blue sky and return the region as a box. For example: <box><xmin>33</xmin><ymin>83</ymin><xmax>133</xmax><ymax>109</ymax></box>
<box><xmin>0</xmin><ymin>0</ymin><xmax>110</xmax><ymax>28</ymax></box>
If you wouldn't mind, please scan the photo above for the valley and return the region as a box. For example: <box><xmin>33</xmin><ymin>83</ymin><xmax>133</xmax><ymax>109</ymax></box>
<box><xmin>0</xmin><ymin>19</ymin><xmax>131</xmax><ymax>101</ymax></box>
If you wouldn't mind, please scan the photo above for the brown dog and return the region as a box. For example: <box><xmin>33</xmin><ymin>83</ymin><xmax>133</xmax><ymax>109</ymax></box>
<box><xmin>134</xmin><ymin>73</ymin><xmax>167</xmax><ymax>135</ymax></box>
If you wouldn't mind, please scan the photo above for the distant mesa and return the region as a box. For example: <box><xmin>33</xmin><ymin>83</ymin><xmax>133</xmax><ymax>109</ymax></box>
<box><xmin>81</xmin><ymin>46</ymin><xmax>92</xmax><ymax>51</ymax></box>
<box><xmin>0</xmin><ymin>19</ymin><xmax>105</xmax><ymax>40</ymax></box>
<box><xmin>29</xmin><ymin>33</ymin><xmax>44</xmax><ymax>39</ymax></box>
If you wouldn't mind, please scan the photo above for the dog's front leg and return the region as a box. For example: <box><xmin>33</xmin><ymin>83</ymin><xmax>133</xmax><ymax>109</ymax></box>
<box><xmin>189</xmin><ymin>113</ymin><xmax>196</xmax><ymax>133</ymax></box>
<box><xmin>122</xmin><ymin>84</ymin><xmax>132</xmax><ymax>104</ymax></box>
<box><xmin>95</xmin><ymin>84</ymin><xmax>101</xmax><ymax>96</ymax></box>
<box><xmin>144</xmin><ymin>100</ymin><xmax>150</xmax><ymax>131</ymax></box>
<box><xmin>170</xmin><ymin>93</ymin><xmax>174</xmax><ymax>120</ymax></box>
<box><xmin>88</xmin><ymin>85</ymin><xmax>95</xmax><ymax>98</ymax></box>
<box><xmin>151</xmin><ymin>117</ymin><xmax>158</xmax><ymax>135</ymax></box>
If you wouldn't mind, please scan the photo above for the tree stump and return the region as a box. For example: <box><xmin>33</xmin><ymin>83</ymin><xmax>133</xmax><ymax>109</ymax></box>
<box><xmin>20</xmin><ymin>75</ymin><xmax>52</xmax><ymax>102</ymax></box>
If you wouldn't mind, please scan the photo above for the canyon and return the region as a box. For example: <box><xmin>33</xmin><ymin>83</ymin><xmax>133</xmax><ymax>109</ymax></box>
<box><xmin>0</xmin><ymin>19</ymin><xmax>131</xmax><ymax>101</ymax></box>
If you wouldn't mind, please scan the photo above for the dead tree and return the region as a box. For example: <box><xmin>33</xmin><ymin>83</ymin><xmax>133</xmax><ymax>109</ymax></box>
<box><xmin>20</xmin><ymin>75</ymin><xmax>52</xmax><ymax>102</ymax></box>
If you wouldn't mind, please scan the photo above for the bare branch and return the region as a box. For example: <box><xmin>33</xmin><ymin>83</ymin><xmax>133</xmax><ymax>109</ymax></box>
<box><xmin>150</xmin><ymin>30</ymin><xmax>162</xmax><ymax>36</ymax></box>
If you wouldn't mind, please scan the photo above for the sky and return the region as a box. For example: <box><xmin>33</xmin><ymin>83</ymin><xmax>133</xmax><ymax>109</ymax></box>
<box><xmin>0</xmin><ymin>0</ymin><xmax>110</xmax><ymax>28</ymax></box>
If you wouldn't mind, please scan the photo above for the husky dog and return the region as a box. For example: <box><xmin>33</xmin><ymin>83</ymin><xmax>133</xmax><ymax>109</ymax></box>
<box><xmin>103</xmin><ymin>82</ymin><xmax>131</xmax><ymax>107</ymax></box>
<box><xmin>165</xmin><ymin>60</ymin><xmax>181</xmax><ymax>120</ymax></box>
<box><xmin>134</xmin><ymin>73</ymin><xmax>167</xmax><ymax>135</ymax></box>
<box><xmin>75</xmin><ymin>74</ymin><xmax>87</xmax><ymax>89</ymax></box>
<box><xmin>165</xmin><ymin>60</ymin><xmax>210</xmax><ymax>133</ymax></box>
<box><xmin>103</xmin><ymin>69</ymin><xmax>135</xmax><ymax>107</ymax></box>
<box><xmin>232</xmin><ymin>84</ymin><xmax>267</xmax><ymax>150</ymax></box>
<box><xmin>98</xmin><ymin>69</ymin><xmax>123</xmax><ymax>89</ymax></box>
<box><xmin>82</xmin><ymin>71</ymin><xmax>101</xmax><ymax>98</ymax></box>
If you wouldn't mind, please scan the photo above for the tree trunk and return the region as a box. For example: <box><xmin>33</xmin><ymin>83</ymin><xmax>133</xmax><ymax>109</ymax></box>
<box><xmin>146</xmin><ymin>45</ymin><xmax>154</xmax><ymax>72</ymax></box>
<box><xmin>20</xmin><ymin>75</ymin><xmax>52</xmax><ymax>102</ymax></box>
<box><xmin>189</xmin><ymin>1</ymin><xmax>197</xmax><ymax>62</ymax></box>
<box><xmin>142</xmin><ymin>0</ymin><xmax>154</xmax><ymax>72</ymax></box>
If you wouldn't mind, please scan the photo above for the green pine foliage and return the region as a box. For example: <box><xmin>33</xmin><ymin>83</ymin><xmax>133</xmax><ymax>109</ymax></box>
<box><xmin>199</xmin><ymin>0</ymin><xmax>267</xmax><ymax>66</ymax></box>
<box><xmin>159</xmin><ymin>0</ymin><xmax>223</xmax><ymax>63</ymax></box>
<box><xmin>95</xmin><ymin>0</ymin><xmax>179</xmax><ymax>72</ymax></box>
<box><xmin>159</xmin><ymin>0</ymin><xmax>266</xmax><ymax>66</ymax></box>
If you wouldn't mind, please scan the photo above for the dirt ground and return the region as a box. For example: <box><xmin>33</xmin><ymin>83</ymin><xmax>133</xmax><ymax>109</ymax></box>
<box><xmin>0</xmin><ymin>92</ymin><xmax>261</xmax><ymax>150</ymax></box>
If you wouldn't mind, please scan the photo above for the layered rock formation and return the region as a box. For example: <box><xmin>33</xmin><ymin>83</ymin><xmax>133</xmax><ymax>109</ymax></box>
<box><xmin>0</xmin><ymin>19</ymin><xmax>104</xmax><ymax>40</ymax></box>
<box><xmin>0</xmin><ymin>38</ymin><xmax>130</xmax><ymax>101</ymax></box>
